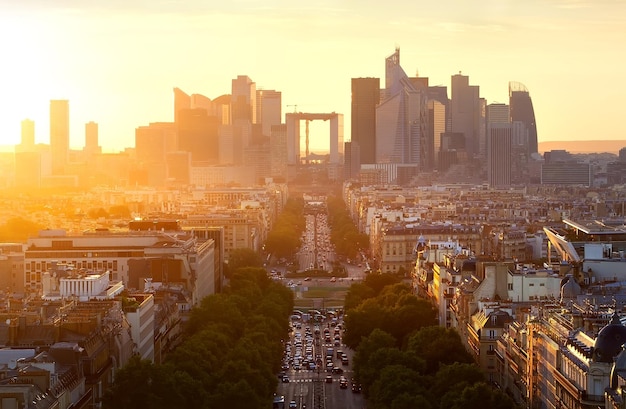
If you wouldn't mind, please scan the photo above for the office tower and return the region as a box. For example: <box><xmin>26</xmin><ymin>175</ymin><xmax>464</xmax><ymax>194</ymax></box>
<box><xmin>344</xmin><ymin>140</ymin><xmax>361</xmax><ymax>181</ymax></box>
<box><xmin>256</xmin><ymin>89</ymin><xmax>282</xmax><ymax>137</ymax></box>
<box><xmin>351</xmin><ymin>77</ymin><xmax>380</xmax><ymax>164</ymax></box>
<box><xmin>270</xmin><ymin>124</ymin><xmax>288</xmax><ymax>181</ymax></box>
<box><xmin>509</xmin><ymin>81</ymin><xmax>538</xmax><ymax>156</ymax></box>
<box><xmin>50</xmin><ymin>99</ymin><xmax>69</xmax><ymax>174</ymax></box>
<box><xmin>135</xmin><ymin>122</ymin><xmax>177</xmax><ymax>164</ymax></box>
<box><xmin>173</xmin><ymin>87</ymin><xmax>191</xmax><ymax>123</ymax></box>
<box><xmin>166</xmin><ymin>151</ymin><xmax>191</xmax><ymax>185</ymax></box>
<box><xmin>375</xmin><ymin>49</ymin><xmax>428</xmax><ymax>168</ymax></box>
<box><xmin>620</xmin><ymin>147</ymin><xmax>626</xmax><ymax>162</ymax></box>
<box><xmin>450</xmin><ymin>73</ymin><xmax>482</xmax><ymax>157</ymax></box>
<box><xmin>84</xmin><ymin>121</ymin><xmax>101</xmax><ymax>156</ymax></box>
<box><xmin>428</xmin><ymin>99</ymin><xmax>446</xmax><ymax>169</ymax></box>
<box><xmin>486</xmin><ymin>103</ymin><xmax>512</xmax><ymax>187</ymax></box>
<box><xmin>178</xmin><ymin>108</ymin><xmax>219</xmax><ymax>164</ymax></box>
<box><xmin>20</xmin><ymin>119</ymin><xmax>35</xmax><ymax>148</ymax></box>
<box><xmin>231</xmin><ymin>75</ymin><xmax>256</xmax><ymax>124</ymax></box>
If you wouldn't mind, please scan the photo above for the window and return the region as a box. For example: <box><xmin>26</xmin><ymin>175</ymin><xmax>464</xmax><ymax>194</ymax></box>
<box><xmin>508</xmin><ymin>283</ymin><xmax>513</xmax><ymax>291</ymax></box>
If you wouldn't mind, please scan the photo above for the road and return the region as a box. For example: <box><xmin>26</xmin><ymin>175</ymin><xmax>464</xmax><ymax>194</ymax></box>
<box><xmin>277</xmin><ymin>317</ymin><xmax>365</xmax><ymax>409</ymax></box>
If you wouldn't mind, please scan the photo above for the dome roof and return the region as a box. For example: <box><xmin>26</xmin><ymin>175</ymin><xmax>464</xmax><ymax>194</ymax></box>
<box><xmin>560</xmin><ymin>274</ymin><xmax>581</xmax><ymax>302</ymax></box>
<box><xmin>593</xmin><ymin>313</ymin><xmax>626</xmax><ymax>363</ymax></box>
<box><xmin>610</xmin><ymin>348</ymin><xmax>626</xmax><ymax>389</ymax></box>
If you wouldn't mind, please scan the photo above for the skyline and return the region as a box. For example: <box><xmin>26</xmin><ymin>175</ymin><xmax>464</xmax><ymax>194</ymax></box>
<box><xmin>1</xmin><ymin>1</ymin><xmax>625</xmax><ymax>153</ymax></box>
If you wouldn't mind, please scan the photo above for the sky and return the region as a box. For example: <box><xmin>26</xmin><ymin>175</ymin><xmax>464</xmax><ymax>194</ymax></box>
<box><xmin>0</xmin><ymin>0</ymin><xmax>625</xmax><ymax>153</ymax></box>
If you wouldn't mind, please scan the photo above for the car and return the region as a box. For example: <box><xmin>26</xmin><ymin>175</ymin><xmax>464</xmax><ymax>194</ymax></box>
<box><xmin>282</xmin><ymin>375</ymin><xmax>290</xmax><ymax>383</ymax></box>
<box><xmin>351</xmin><ymin>383</ymin><xmax>362</xmax><ymax>393</ymax></box>
<box><xmin>330</xmin><ymin>277</ymin><xmax>336</xmax><ymax>282</ymax></box>
<box><xmin>289</xmin><ymin>400</ymin><xmax>297</xmax><ymax>408</ymax></box>
<box><xmin>325</xmin><ymin>375</ymin><xmax>333</xmax><ymax>383</ymax></box>
<box><xmin>332</xmin><ymin>367</ymin><xmax>344</xmax><ymax>374</ymax></box>
<box><xmin>340</xmin><ymin>379</ymin><xmax>348</xmax><ymax>389</ymax></box>
<box><xmin>304</xmin><ymin>277</ymin><xmax>311</xmax><ymax>281</ymax></box>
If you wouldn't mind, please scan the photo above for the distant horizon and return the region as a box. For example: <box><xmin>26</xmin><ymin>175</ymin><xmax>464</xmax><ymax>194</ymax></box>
<box><xmin>1</xmin><ymin>139</ymin><xmax>624</xmax><ymax>155</ymax></box>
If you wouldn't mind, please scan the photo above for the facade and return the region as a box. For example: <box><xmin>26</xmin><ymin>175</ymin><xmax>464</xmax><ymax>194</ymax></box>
<box><xmin>351</xmin><ymin>77</ymin><xmax>380</xmax><ymax>164</ymax></box>
<box><xmin>50</xmin><ymin>99</ymin><xmax>69</xmax><ymax>175</ymax></box>
<box><xmin>177</xmin><ymin>108</ymin><xmax>220</xmax><ymax>164</ymax></box>
<box><xmin>24</xmin><ymin>227</ymin><xmax>217</xmax><ymax>306</ymax></box>
<box><xmin>541</xmin><ymin>162</ymin><xmax>592</xmax><ymax>186</ymax></box>
<box><xmin>487</xmin><ymin>124</ymin><xmax>512</xmax><ymax>187</ymax></box>
<box><xmin>123</xmin><ymin>293</ymin><xmax>155</xmax><ymax>362</ymax></box>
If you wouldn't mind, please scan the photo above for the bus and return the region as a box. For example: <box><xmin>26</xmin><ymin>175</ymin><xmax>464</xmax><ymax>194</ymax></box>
<box><xmin>273</xmin><ymin>395</ymin><xmax>285</xmax><ymax>409</ymax></box>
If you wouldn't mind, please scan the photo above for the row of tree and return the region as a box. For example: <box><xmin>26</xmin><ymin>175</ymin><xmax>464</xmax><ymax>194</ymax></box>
<box><xmin>102</xmin><ymin>268</ymin><xmax>294</xmax><ymax>409</ymax></box>
<box><xmin>263</xmin><ymin>198</ymin><xmax>306</xmax><ymax>260</ymax></box>
<box><xmin>345</xmin><ymin>273</ymin><xmax>521</xmax><ymax>409</ymax></box>
<box><xmin>326</xmin><ymin>195</ymin><xmax>369</xmax><ymax>260</ymax></box>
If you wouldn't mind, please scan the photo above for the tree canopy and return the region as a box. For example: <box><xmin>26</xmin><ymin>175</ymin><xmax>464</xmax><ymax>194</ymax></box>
<box><xmin>102</xmin><ymin>267</ymin><xmax>293</xmax><ymax>409</ymax></box>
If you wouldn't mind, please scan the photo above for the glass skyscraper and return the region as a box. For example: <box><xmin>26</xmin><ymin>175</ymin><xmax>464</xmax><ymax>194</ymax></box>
<box><xmin>509</xmin><ymin>81</ymin><xmax>538</xmax><ymax>156</ymax></box>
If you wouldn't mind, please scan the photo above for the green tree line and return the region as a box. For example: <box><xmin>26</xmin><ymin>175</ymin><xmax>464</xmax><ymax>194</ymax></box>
<box><xmin>102</xmin><ymin>267</ymin><xmax>294</xmax><ymax>409</ymax></box>
<box><xmin>344</xmin><ymin>273</ymin><xmax>521</xmax><ymax>409</ymax></box>
<box><xmin>264</xmin><ymin>198</ymin><xmax>306</xmax><ymax>260</ymax></box>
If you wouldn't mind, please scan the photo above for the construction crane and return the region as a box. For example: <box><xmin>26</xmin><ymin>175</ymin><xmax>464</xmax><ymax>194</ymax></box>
<box><xmin>287</xmin><ymin>104</ymin><xmax>298</xmax><ymax>113</ymax></box>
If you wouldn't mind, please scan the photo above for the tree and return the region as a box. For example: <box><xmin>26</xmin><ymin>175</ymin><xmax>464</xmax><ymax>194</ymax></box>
<box><xmin>227</xmin><ymin>248</ymin><xmax>263</xmax><ymax>274</ymax></box>
<box><xmin>406</xmin><ymin>326</ymin><xmax>474</xmax><ymax>375</ymax></box>
<box><xmin>445</xmin><ymin>382</ymin><xmax>520</xmax><ymax>409</ymax></box>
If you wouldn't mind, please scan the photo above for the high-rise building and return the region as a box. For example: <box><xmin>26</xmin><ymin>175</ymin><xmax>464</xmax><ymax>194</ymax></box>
<box><xmin>178</xmin><ymin>108</ymin><xmax>219</xmax><ymax>164</ymax></box>
<box><xmin>20</xmin><ymin>119</ymin><xmax>35</xmax><ymax>149</ymax></box>
<box><xmin>173</xmin><ymin>87</ymin><xmax>191</xmax><ymax>123</ymax></box>
<box><xmin>428</xmin><ymin>99</ymin><xmax>446</xmax><ymax>169</ymax></box>
<box><xmin>375</xmin><ymin>49</ymin><xmax>428</xmax><ymax>170</ymax></box>
<box><xmin>450</xmin><ymin>73</ymin><xmax>482</xmax><ymax>157</ymax></box>
<box><xmin>344</xmin><ymin>140</ymin><xmax>361</xmax><ymax>181</ymax></box>
<box><xmin>50</xmin><ymin>99</ymin><xmax>69</xmax><ymax>174</ymax></box>
<box><xmin>351</xmin><ymin>77</ymin><xmax>380</xmax><ymax>164</ymax></box>
<box><xmin>486</xmin><ymin>103</ymin><xmax>512</xmax><ymax>187</ymax></box>
<box><xmin>256</xmin><ymin>89</ymin><xmax>282</xmax><ymax>137</ymax></box>
<box><xmin>509</xmin><ymin>81</ymin><xmax>538</xmax><ymax>156</ymax></box>
<box><xmin>84</xmin><ymin>121</ymin><xmax>101</xmax><ymax>156</ymax></box>
<box><xmin>231</xmin><ymin>75</ymin><xmax>256</xmax><ymax>125</ymax></box>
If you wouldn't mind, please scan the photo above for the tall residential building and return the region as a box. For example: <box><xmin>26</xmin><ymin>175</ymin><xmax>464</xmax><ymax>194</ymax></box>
<box><xmin>486</xmin><ymin>103</ymin><xmax>512</xmax><ymax>187</ymax></box>
<box><xmin>450</xmin><ymin>73</ymin><xmax>482</xmax><ymax>157</ymax></box>
<box><xmin>375</xmin><ymin>49</ymin><xmax>428</xmax><ymax>171</ymax></box>
<box><xmin>50</xmin><ymin>99</ymin><xmax>69</xmax><ymax>174</ymax></box>
<box><xmin>344</xmin><ymin>140</ymin><xmax>361</xmax><ymax>181</ymax></box>
<box><xmin>509</xmin><ymin>81</ymin><xmax>538</xmax><ymax>156</ymax></box>
<box><xmin>256</xmin><ymin>89</ymin><xmax>282</xmax><ymax>137</ymax></box>
<box><xmin>351</xmin><ymin>77</ymin><xmax>380</xmax><ymax>164</ymax></box>
<box><xmin>20</xmin><ymin>119</ymin><xmax>35</xmax><ymax>148</ymax></box>
<box><xmin>232</xmin><ymin>75</ymin><xmax>256</xmax><ymax>125</ymax></box>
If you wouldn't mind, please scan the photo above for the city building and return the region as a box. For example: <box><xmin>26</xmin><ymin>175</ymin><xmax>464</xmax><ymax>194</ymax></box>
<box><xmin>509</xmin><ymin>81</ymin><xmax>538</xmax><ymax>156</ymax></box>
<box><xmin>256</xmin><ymin>89</ymin><xmax>282</xmax><ymax>137</ymax></box>
<box><xmin>450</xmin><ymin>73</ymin><xmax>483</xmax><ymax>158</ymax></box>
<box><xmin>351</xmin><ymin>77</ymin><xmax>380</xmax><ymax>164</ymax></box>
<box><xmin>375</xmin><ymin>49</ymin><xmax>428</xmax><ymax>169</ymax></box>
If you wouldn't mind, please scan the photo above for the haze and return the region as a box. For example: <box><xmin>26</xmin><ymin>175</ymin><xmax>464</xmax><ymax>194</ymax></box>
<box><xmin>0</xmin><ymin>0</ymin><xmax>625</xmax><ymax>152</ymax></box>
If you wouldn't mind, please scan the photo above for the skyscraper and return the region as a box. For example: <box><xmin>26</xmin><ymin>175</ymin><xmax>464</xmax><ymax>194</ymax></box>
<box><xmin>256</xmin><ymin>89</ymin><xmax>282</xmax><ymax>137</ymax></box>
<box><xmin>231</xmin><ymin>75</ymin><xmax>256</xmax><ymax>125</ymax></box>
<box><xmin>450</xmin><ymin>73</ymin><xmax>482</xmax><ymax>157</ymax></box>
<box><xmin>20</xmin><ymin>119</ymin><xmax>35</xmax><ymax>148</ymax></box>
<box><xmin>486</xmin><ymin>103</ymin><xmax>512</xmax><ymax>187</ymax></box>
<box><xmin>351</xmin><ymin>77</ymin><xmax>380</xmax><ymax>164</ymax></box>
<box><xmin>85</xmin><ymin>121</ymin><xmax>100</xmax><ymax>156</ymax></box>
<box><xmin>50</xmin><ymin>99</ymin><xmax>69</xmax><ymax>174</ymax></box>
<box><xmin>375</xmin><ymin>49</ymin><xmax>428</xmax><ymax>168</ymax></box>
<box><xmin>509</xmin><ymin>81</ymin><xmax>538</xmax><ymax>156</ymax></box>
<box><xmin>173</xmin><ymin>87</ymin><xmax>191</xmax><ymax>123</ymax></box>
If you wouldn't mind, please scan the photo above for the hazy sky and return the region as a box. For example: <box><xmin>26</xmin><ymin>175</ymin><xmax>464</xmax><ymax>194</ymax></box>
<box><xmin>0</xmin><ymin>0</ymin><xmax>625</xmax><ymax>153</ymax></box>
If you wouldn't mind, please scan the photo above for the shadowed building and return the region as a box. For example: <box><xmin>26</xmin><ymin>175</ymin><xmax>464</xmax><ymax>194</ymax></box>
<box><xmin>351</xmin><ymin>77</ymin><xmax>380</xmax><ymax>164</ymax></box>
